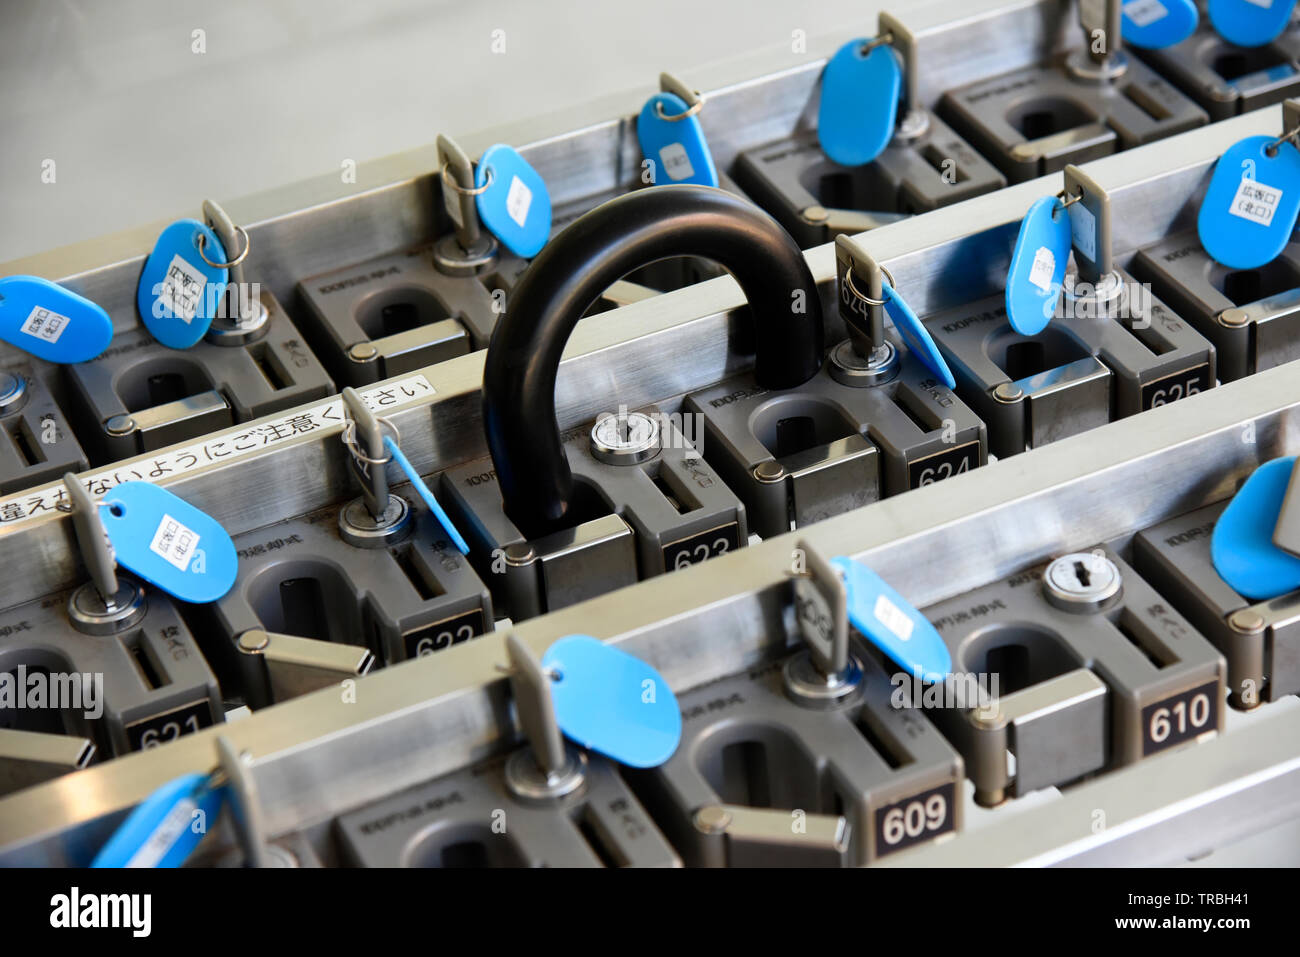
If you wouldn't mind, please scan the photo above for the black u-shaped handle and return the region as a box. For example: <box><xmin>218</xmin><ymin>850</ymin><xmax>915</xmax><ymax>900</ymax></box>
<box><xmin>483</xmin><ymin>184</ymin><xmax>824</xmax><ymax>539</ymax></box>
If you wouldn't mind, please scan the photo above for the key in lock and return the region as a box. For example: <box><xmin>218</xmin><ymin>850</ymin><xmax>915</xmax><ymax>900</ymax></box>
<box><xmin>939</xmin><ymin>0</ymin><xmax>1208</xmax><ymax>183</ymax></box>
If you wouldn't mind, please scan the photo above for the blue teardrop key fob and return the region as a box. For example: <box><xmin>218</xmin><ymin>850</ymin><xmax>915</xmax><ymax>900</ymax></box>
<box><xmin>883</xmin><ymin>280</ymin><xmax>955</xmax><ymax>388</ymax></box>
<box><xmin>1208</xmin><ymin>0</ymin><xmax>1297</xmax><ymax>47</ymax></box>
<box><xmin>818</xmin><ymin>38</ymin><xmax>902</xmax><ymax>167</ymax></box>
<box><xmin>833</xmin><ymin>557</ymin><xmax>951</xmax><ymax>684</ymax></box>
<box><xmin>1198</xmin><ymin>135</ymin><xmax>1300</xmax><ymax>269</ymax></box>
<box><xmin>475</xmin><ymin>144</ymin><xmax>552</xmax><ymax>259</ymax></box>
<box><xmin>137</xmin><ymin>219</ymin><xmax>229</xmax><ymax>349</ymax></box>
<box><xmin>91</xmin><ymin>772</ymin><xmax>225</xmax><ymax>868</ymax></box>
<box><xmin>1211</xmin><ymin>457</ymin><xmax>1300</xmax><ymax>601</ymax></box>
<box><xmin>638</xmin><ymin>92</ymin><xmax>719</xmax><ymax>187</ymax></box>
<box><xmin>0</xmin><ymin>275</ymin><xmax>113</xmax><ymax>363</ymax></box>
<box><xmin>99</xmin><ymin>482</ymin><xmax>238</xmax><ymax>603</ymax></box>
<box><xmin>1122</xmin><ymin>0</ymin><xmax>1199</xmax><ymax>48</ymax></box>
<box><xmin>542</xmin><ymin>635</ymin><xmax>681</xmax><ymax>768</ymax></box>
<box><xmin>1007</xmin><ymin>195</ymin><xmax>1072</xmax><ymax>336</ymax></box>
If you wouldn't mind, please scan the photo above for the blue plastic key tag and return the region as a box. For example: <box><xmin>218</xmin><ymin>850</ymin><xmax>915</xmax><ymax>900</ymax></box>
<box><xmin>1211</xmin><ymin>457</ymin><xmax>1300</xmax><ymax>601</ymax></box>
<box><xmin>0</xmin><ymin>275</ymin><xmax>113</xmax><ymax>363</ymax></box>
<box><xmin>137</xmin><ymin>219</ymin><xmax>229</xmax><ymax>349</ymax></box>
<box><xmin>541</xmin><ymin>635</ymin><xmax>681</xmax><ymax>768</ymax></box>
<box><xmin>818</xmin><ymin>37</ymin><xmax>903</xmax><ymax>167</ymax></box>
<box><xmin>99</xmin><ymin>482</ymin><xmax>237</xmax><ymax>603</ymax></box>
<box><xmin>882</xmin><ymin>280</ymin><xmax>956</xmax><ymax>388</ymax></box>
<box><xmin>1007</xmin><ymin>195</ymin><xmax>1072</xmax><ymax>336</ymax></box>
<box><xmin>91</xmin><ymin>772</ymin><xmax>225</xmax><ymax>868</ymax></box>
<box><xmin>637</xmin><ymin>92</ymin><xmax>719</xmax><ymax>187</ymax></box>
<box><xmin>1208</xmin><ymin>0</ymin><xmax>1298</xmax><ymax>47</ymax></box>
<box><xmin>832</xmin><ymin>557</ymin><xmax>951</xmax><ymax>684</ymax></box>
<box><xmin>474</xmin><ymin>144</ymin><xmax>552</xmax><ymax>258</ymax></box>
<box><xmin>1197</xmin><ymin>135</ymin><xmax>1300</xmax><ymax>269</ymax></box>
<box><xmin>1121</xmin><ymin>0</ymin><xmax>1199</xmax><ymax>48</ymax></box>
<box><xmin>382</xmin><ymin>436</ymin><xmax>469</xmax><ymax>555</ymax></box>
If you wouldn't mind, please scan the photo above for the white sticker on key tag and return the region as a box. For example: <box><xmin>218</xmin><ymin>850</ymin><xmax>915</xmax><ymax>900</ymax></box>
<box><xmin>1028</xmin><ymin>247</ymin><xmax>1057</xmax><ymax>292</ymax></box>
<box><xmin>158</xmin><ymin>253</ymin><xmax>208</xmax><ymax>323</ymax></box>
<box><xmin>505</xmin><ymin>175</ymin><xmax>533</xmax><ymax>229</ymax></box>
<box><xmin>1230</xmin><ymin>177</ymin><xmax>1283</xmax><ymax>226</ymax></box>
<box><xmin>20</xmin><ymin>306</ymin><xmax>70</xmax><ymax>344</ymax></box>
<box><xmin>148</xmin><ymin>513</ymin><xmax>201</xmax><ymax>572</ymax></box>
<box><xmin>873</xmin><ymin>593</ymin><xmax>915</xmax><ymax>642</ymax></box>
<box><xmin>1069</xmin><ymin>202</ymin><xmax>1098</xmax><ymax>261</ymax></box>
<box><xmin>1124</xmin><ymin>0</ymin><xmax>1169</xmax><ymax>27</ymax></box>
<box><xmin>659</xmin><ymin>142</ymin><xmax>696</xmax><ymax>181</ymax></box>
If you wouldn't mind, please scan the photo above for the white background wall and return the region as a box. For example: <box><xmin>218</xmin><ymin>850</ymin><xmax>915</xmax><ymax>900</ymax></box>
<box><xmin>0</xmin><ymin>0</ymin><xmax>890</xmax><ymax>262</ymax></box>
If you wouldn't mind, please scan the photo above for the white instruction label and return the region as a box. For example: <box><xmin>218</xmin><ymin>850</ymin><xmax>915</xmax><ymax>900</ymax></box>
<box><xmin>659</xmin><ymin>142</ymin><xmax>695</xmax><ymax>181</ymax></box>
<box><xmin>149</xmin><ymin>513</ymin><xmax>200</xmax><ymax>571</ymax></box>
<box><xmin>20</xmin><ymin>306</ymin><xmax>69</xmax><ymax>344</ymax></box>
<box><xmin>506</xmin><ymin>175</ymin><xmax>532</xmax><ymax>228</ymax></box>
<box><xmin>1028</xmin><ymin>247</ymin><xmax>1057</xmax><ymax>292</ymax></box>
<box><xmin>1230</xmin><ymin>177</ymin><xmax>1283</xmax><ymax>226</ymax></box>
<box><xmin>158</xmin><ymin>254</ymin><xmax>207</xmax><ymax>322</ymax></box>
<box><xmin>874</xmin><ymin>594</ymin><xmax>914</xmax><ymax>642</ymax></box>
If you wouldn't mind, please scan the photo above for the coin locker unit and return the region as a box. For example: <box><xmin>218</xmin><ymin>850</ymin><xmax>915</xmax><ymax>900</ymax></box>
<box><xmin>627</xmin><ymin>653</ymin><xmax>963</xmax><ymax>867</ymax></box>
<box><xmin>1130</xmin><ymin>231</ymin><xmax>1300</xmax><ymax>383</ymax></box>
<box><xmin>0</xmin><ymin>362</ymin><xmax>88</xmax><ymax>496</ymax></box>
<box><xmin>0</xmin><ymin>575</ymin><xmax>222</xmax><ymax>796</ymax></box>
<box><xmin>684</xmin><ymin>238</ymin><xmax>987</xmax><ymax>539</ymax></box>
<box><xmin>201</xmin><ymin>495</ymin><xmax>493</xmax><ymax>710</ymax></box>
<box><xmin>938</xmin><ymin>2</ymin><xmax>1208</xmax><ymax>182</ymax></box>
<box><xmin>1133</xmin><ymin>501</ymin><xmax>1300</xmax><ymax>710</ymax></box>
<box><xmin>441</xmin><ymin>407</ymin><xmax>747</xmax><ymax>622</ymax></box>
<box><xmin>64</xmin><ymin>290</ymin><xmax>335</xmax><ymax>465</ymax></box>
<box><xmin>919</xmin><ymin>546</ymin><xmax>1225</xmax><ymax>806</ymax></box>
<box><xmin>732</xmin><ymin>14</ymin><xmax>1006</xmax><ymax>248</ymax></box>
<box><xmin>923</xmin><ymin>270</ymin><xmax>1216</xmax><ymax>459</ymax></box>
<box><xmin>1132</xmin><ymin>15</ymin><xmax>1300</xmax><ymax>122</ymax></box>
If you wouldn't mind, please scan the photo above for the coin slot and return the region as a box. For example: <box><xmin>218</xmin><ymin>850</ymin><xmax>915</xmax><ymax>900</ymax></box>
<box><xmin>1007</xmin><ymin>97</ymin><xmax>1094</xmax><ymax>141</ymax></box>
<box><xmin>1115</xmin><ymin>608</ymin><xmax>1178</xmax><ymax>670</ymax></box>
<box><xmin>855</xmin><ymin>710</ymin><xmax>914</xmax><ymax>770</ymax></box>
<box><xmin>247</xmin><ymin>343</ymin><xmax>290</xmax><ymax>392</ymax></box>
<box><xmin>127</xmin><ymin>638</ymin><xmax>167</xmax><ymax>690</ymax></box>
<box><xmin>921</xmin><ymin>143</ymin><xmax>969</xmax><ymax>183</ymax></box>
<box><xmin>650</xmin><ymin>466</ymin><xmax>699</xmax><ymax>516</ymax></box>
<box><xmin>1121</xmin><ymin>83</ymin><xmax>1171</xmax><ymax>123</ymax></box>
<box><xmin>7</xmin><ymin>420</ymin><xmax>42</xmax><ymax>467</ymax></box>
<box><xmin>395</xmin><ymin>546</ymin><xmax>443</xmax><ymax>602</ymax></box>
<box><xmin>573</xmin><ymin>806</ymin><xmax>627</xmax><ymax>867</ymax></box>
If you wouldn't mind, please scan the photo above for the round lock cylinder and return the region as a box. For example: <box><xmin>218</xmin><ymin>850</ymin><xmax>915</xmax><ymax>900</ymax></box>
<box><xmin>0</xmin><ymin>373</ymin><xmax>27</xmax><ymax>416</ymax></box>
<box><xmin>67</xmin><ymin>578</ymin><xmax>148</xmax><ymax>635</ymax></box>
<box><xmin>205</xmin><ymin>296</ymin><xmax>271</xmax><ymax>346</ymax></box>
<box><xmin>1062</xmin><ymin>267</ymin><xmax>1128</xmax><ymax>319</ymax></box>
<box><xmin>338</xmin><ymin>494</ymin><xmax>412</xmax><ymax>549</ymax></box>
<box><xmin>432</xmin><ymin>233</ymin><xmax>498</xmax><ymax>277</ymax></box>
<box><xmin>590</xmin><ymin>410</ymin><xmax>660</xmax><ymax>466</ymax></box>
<box><xmin>829</xmin><ymin>338</ymin><xmax>900</xmax><ymax>388</ymax></box>
<box><xmin>783</xmin><ymin>651</ymin><xmax>864</xmax><ymax>709</ymax></box>
<box><xmin>504</xmin><ymin>744</ymin><xmax>587</xmax><ymax>804</ymax></box>
<box><xmin>1042</xmin><ymin>552</ymin><xmax>1123</xmax><ymax>613</ymax></box>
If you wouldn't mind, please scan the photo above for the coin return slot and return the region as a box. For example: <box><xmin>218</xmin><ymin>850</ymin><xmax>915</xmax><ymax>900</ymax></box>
<box><xmin>573</xmin><ymin>805</ymin><xmax>628</xmax><ymax>867</ymax></box>
<box><xmin>753</xmin><ymin>400</ymin><xmax>861</xmax><ymax>461</ymax></box>
<box><xmin>1215</xmin><ymin>260</ymin><xmax>1300</xmax><ymax>305</ymax></box>
<box><xmin>962</xmin><ymin>625</ymin><xmax>1080</xmax><ymax>696</ymax></box>
<box><xmin>1212</xmin><ymin>47</ymin><xmax>1291</xmax><ymax>83</ymax></box>
<box><xmin>7</xmin><ymin>420</ymin><xmax>42</xmax><ymax>467</ymax></box>
<box><xmin>699</xmin><ymin>727</ymin><xmax>821</xmax><ymax>812</ymax></box>
<box><xmin>854</xmin><ymin>710</ymin><xmax>914</xmax><ymax>770</ymax></box>
<box><xmin>354</xmin><ymin>286</ymin><xmax>453</xmax><ymax>339</ymax></box>
<box><xmin>395</xmin><ymin>547</ymin><xmax>443</xmax><ymax>602</ymax></box>
<box><xmin>1115</xmin><ymin>608</ymin><xmax>1178</xmax><ymax>670</ymax></box>
<box><xmin>650</xmin><ymin>467</ymin><xmax>699</xmax><ymax>516</ymax></box>
<box><xmin>403</xmin><ymin>823</ymin><xmax>527</xmax><ymax>868</ymax></box>
<box><xmin>248</xmin><ymin>343</ymin><xmax>291</xmax><ymax>392</ymax></box>
<box><xmin>246</xmin><ymin>562</ymin><xmax>363</xmax><ymax>646</ymax></box>
<box><xmin>118</xmin><ymin>360</ymin><xmax>212</xmax><ymax>414</ymax></box>
<box><xmin>921</xmin><ymin>143</ymin><xmax>969</xmax><ymax>183</ymax></box>
<box><xmin>1007</xmin><ymin>97</ymin><xmax>1094</xmax><ymax>141</ymax></box>
<box><xmin>127</xmin><ymin>639</ymin><xmax>167</xmax><ymax>691</ymax></box>
<box><xmin>989</xmin><ymin>327</ymin><xmax>1092</xmax><ymax>381</ymax></box>
<box><xmin>0</xmin><ymin>662</ymin><xmax>72</xmax><ymax>735</ymax></box>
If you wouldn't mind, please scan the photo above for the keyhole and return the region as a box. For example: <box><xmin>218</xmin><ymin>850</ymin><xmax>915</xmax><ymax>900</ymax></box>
<box><xmin>1073</xmin><ymin>560</ymin><xmax>1091</xmax><ymax>588</ymax></box>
